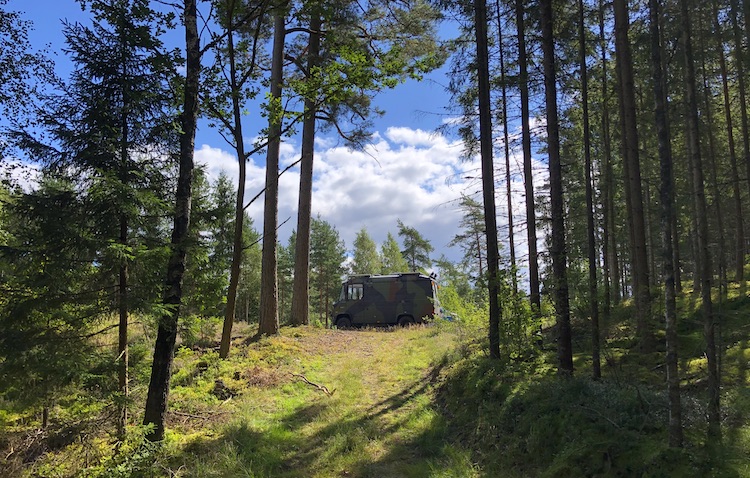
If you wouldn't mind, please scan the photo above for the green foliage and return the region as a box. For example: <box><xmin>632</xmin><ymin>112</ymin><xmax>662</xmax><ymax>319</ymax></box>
<box><xmin>447</xmin><ymin>195</ymin><xmax>487</xmax><ymax>283</ymax></box>
<box><xmin>179</xmin><ymin>315</ymin><xmax>223</xmax><ymax>349</ymax></box>
<box><xmin>0</xmin><ymin>178</ymin><xmax>109</xmax><ymax>415</ymax></box>
<box><xmin>498</xmin><ymin>276</ymin><xmax>540</xmax><ymax>359</ymax></box>
<box><xmin>436</xmin><ymin>256</ymin><xmax>539</xmax><ymax>359</ymax></box>
<box><xmin>80</xmin><ymin>424</ymin><xmax>163</xmax><ymax>478</ymax></box>
<box><xmin>278</xmin><ymin>231</ymin><xmax>297</xmax><ymax>324</ymax></box>
<box><xmin>397</xmin><ymin>219</ymin><xmax>434</xmax><ymax>272</ymax></box>
<box><xmin>183</xmin><ymin>170</ymin><xmax>232</xmax><ymax>319</ymax></box>
<box><xmin>437</xmin><ymin>283</ymin><xmax>488</xmax><ymax>329</ymax></box>
<box><xmin>283</xmin><ymin>0</ymin><xmax>447</xmax><ymax>149</ymax></box>
<box><xmin>350</xmin><ymin>227</ymin><xmax>381</xmax><ymax>274</ymax></box>
<box><xmin>434</xmin><ymin>350</ymin><xmax>726</xmax><ymax>477</ymax></box>
<box><xmin>380</xmin><ymin>231</ymin><xmax>409</xmax><ymax>273</ymax></box>
<box><xmin>309</xmin><ymin>216</ymin><xmax>346</xmax><ymax>323</ymax></box>
<box><xmin>0</xmin><ymin>0</ymin><xmax>54</xmax><ymax>131</ymax></box>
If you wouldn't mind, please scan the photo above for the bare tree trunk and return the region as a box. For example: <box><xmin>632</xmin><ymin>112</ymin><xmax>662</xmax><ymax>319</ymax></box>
<box><xmin>291</xmin><ymin>14</ymin><xmax>322</xmax><ymax>327</ymax></box>
<box><xmin>258</xmin><ymin>9</ymin><xmax>286</xmax><ymax>337</ymax></box>
<box><xmin>117</xmin><ymin>59</ymin><xmax>130</xmax><ymax>436</ymax></box>
<box><xmin>579</xmin><ymin>0</ymin><xmax>600</xmax><ymax>379</ymax></box>
<box><xmin>599</xmin><ymin>0</ymin><xmax>619</xmax><ymax>309</ymax></box>
<box><xmin>711</xmin><ymin>0</ymin><xmax>744</xmax><ymax>286</ymax></box>
<box><xmin>730</xmin><ymin>0</ymin><xmax>749</xmax><ymax>286</ymax></box>
<box><xmin>699</xmin><ymin>36</ymin><xmax>728</xmax><ymax>299</ymax></box>
<box><xmin>221</xmin><ymin>1</ymin><xmax>252</xmax><ymax>358</ymax></box>
<box><xmin>649</xmin><ymin>0</ymin><xmax>683</xmax><ymax>448</ymax></box>
<box><xmin>143</xmin><ymin>0</ymin><xmax>199</xmax><ymax>441</ymax></box>
<box><xmin>614</xmin><ymin>0</ymin><xmax>653</xmax><ymax>352</ymax></box>
<box><xmin>118</xmin><ymin>214</ymin><xmax>128</xmax><ymax>437</ymax></box>
<box><xmin>672</xmin><ymin>204</ymin><xmax>682</xmax><ymax>293</ymax></box>
<box><xmin>515</xmin><ymin>0</ymin><xmax>541</xmax><ymax>315</ymax></box>
<box><xmin>679</xmin><ymin>0</ymin><xmax>721</xmax><ymax>444</ymax></box>
<box><xmin>541</xmin><ymin>0</ymin><xmax>572</xmax><ymax>375</ymax></box>
<box><xmin>474</xmin><ymin>0</ymin><xmax>501</xmax><ymax>360</ymax></box>
<box><xmin>496</xmin><ymin>0</ymin><xmax>517</xmax><ymax>294</ymax></box>
<box><xmin>664</xmin><ymin>0</ymin><xmax>682</xmax><ymax>296</ymax></box>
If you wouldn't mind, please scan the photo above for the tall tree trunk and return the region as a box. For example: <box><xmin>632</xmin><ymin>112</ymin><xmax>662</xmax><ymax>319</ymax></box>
<box><xmin>599</xmin><ymin>0</ymin><xmax>619</xmax><ymax>309</ymax></box>
<box><xmin>117</xmin><ymin>53</ymin><xmax>130</xmax><ymax>436</ymax></box>
<box><xmin>731</xmin><ymin>0</ymin><xmax>749</xmax><ymax>286</ymax></box>
<box><xmin>143</xmin><ymin>0</ymin><xmax>199</xmax><ymax>441</ymax></box>
<box><xmin>258</xmin><ymin>9</ymin><xmax>286</xmax><ymax>337</ymax></box>
<box><xmin>291</xmin><ymin>14</ymin><xmax>322</xmax><ymax>327</ymax></box>
<box><xmin>474</xmin><ymin>0</ymin><xmax>501</xmax><ymax>360</ymax></box>
<box><xmin>496</xmin><ymin>0</ymin><xmax>517</xmax><ymax>294</ymax></box>
<box><xmin>712</xmin><ymin>0</ymin><xmax>745</xmax><ymax>285</ymax></box>
<box><xmin>118</xmin><ymin>214</ymin><xmax>128</xmax><ymax>437</ymax></box>
<box><xmin>649</xmin><ymin>0</ymin><xmax>683</xmax><ymax>447</ymax></box>
<box><xmin>541</xmin><ymin>0</ymin><xmax>573</xmax><ymax>375</ymax></box>
<box><xmin>614</xmin><ymin>0</ymin><xmax>653</xmax><ymax>352</ymax></box>
<box><xmin>672</xmin><ymin>200</ymin><xmax>682</xmax><ymax>293</ymax></box>
<box><xmin>644</xmin><ymin>180</ymin><xmax>657</xmax><ymax>288</ymax></box>
<box><xmin>221</xmin><ymin>3</ymin><xmax>249</xmax><ymax>358</ymax></box>
<box><xmin>679</xmin><ymin>0</ymin><xmax>721</xmax><ymax>444</ymax></box>
<box><xmin>699</xmin><ymin>37</ymin><xmax>728</xmax><ymax>299</ymax></box>
<box><xmin>666</xmin><ymin>2</ymin><xmax>682</xmax><ymax>296</ymax></box>
<box><xmin>579</xmin><ymin>0</ymin><xmax>600</xmax><ymax>379</ymax></box>
<box><xmin>515</xmin><ymin>0</ymin><xmax>541</xmax><ymax>315</ymax></box>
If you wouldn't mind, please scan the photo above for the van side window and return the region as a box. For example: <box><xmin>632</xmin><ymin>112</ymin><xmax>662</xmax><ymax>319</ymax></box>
<box><xmin>348</xmin><ymin>284</ymin><xmax>363</xmax><ymax>300</ymax></box>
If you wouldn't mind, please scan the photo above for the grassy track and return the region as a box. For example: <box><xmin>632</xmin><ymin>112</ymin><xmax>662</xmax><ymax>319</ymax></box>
<box><xmin>167</xmin><ymin>325</ymin><xmax>476</xmax><ymax>478</ymax></box>
<box><xmin>9</xmin><ymin>292</ymin><xmax>750</xmax><ymax>477</ymax></box>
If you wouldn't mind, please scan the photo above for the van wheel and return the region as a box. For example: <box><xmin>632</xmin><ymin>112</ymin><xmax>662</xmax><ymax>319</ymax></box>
<box><xmin>336</xmin><ymin>316</ymin><xmax>351</xmax><ymax>329</ymax></box>
<box><xmin>398</xmin><ymin>316</ymin><xmax>415</xmax><ymax>327</ymax></box>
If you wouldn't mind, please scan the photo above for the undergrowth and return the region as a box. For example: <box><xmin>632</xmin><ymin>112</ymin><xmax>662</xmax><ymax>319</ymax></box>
<box><xmin>1</xmin><ymin>290</ymin><xmax>749</xmax><ymax>477</ymax></box>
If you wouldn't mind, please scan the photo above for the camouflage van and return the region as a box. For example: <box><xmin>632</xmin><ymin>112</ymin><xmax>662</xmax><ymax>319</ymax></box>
<box><xmin>330</xmin><ymin>273</ymin><xmax>441</xmax><ymax>328</ymax></box>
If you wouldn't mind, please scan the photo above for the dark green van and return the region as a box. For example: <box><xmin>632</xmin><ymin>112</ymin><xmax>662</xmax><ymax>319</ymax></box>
<box><xmin>330</xmin><ymin>273</ymin><xmax>441</xmax><ymax>328</ymax></box>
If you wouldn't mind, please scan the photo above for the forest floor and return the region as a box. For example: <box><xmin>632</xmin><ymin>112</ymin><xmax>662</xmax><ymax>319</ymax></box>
<box><xmin>4</xmin><ymin>323</ymin><xmax>477</xmax><ymax>477</ymax></box>
<box><xmin>4</xmin><ymin>292</ymin><xmax>750</xmax><ymax>477</ymax></box>
<box><xmin>163</xmin><ymin>324</ymin><xmax>475</xmax><ymax>478</ymax></box>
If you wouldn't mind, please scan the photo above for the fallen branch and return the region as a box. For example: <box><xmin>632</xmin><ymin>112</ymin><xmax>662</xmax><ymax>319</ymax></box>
<box><xmin>291</xmin><ymin>373</ymin><xmax>336</xmax><ymax>396</ymax></box>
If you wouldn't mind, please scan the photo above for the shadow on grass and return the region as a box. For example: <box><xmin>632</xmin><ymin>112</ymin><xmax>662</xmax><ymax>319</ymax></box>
<box><xmin>169</xmin><ymin>357</ymin><xmax>465</xmax><ymax>477</ymax></box>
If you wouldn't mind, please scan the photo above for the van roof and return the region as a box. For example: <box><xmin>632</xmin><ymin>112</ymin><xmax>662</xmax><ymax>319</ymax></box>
<box><xmin>346</xmin><ymin>272</ymin><xmax>430</xmax><ymax>281</ymax></box>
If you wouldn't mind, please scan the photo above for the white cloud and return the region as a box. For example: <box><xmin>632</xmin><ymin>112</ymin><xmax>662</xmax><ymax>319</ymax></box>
<box><xmin>196</xmin><ymin>126</ymin><xmax>550</xmax><ymax>286</ymax></box>
<box><xmin>383</xmin><ymin>127</ymin><xmax>441</xmax><ymax>148</ymax></box>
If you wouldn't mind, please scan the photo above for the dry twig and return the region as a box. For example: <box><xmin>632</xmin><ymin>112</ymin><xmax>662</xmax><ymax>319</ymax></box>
<box><xmin>291</xmin><ymin>373</ymin><xmax>336</xmax><ymax>396</ymax></box>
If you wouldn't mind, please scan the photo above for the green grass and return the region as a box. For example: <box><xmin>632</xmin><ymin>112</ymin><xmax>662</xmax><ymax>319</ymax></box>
<box><xmin>3</xmin><ymin>292</ymin><xmax>750</xmax><ymax>477</ymax></box>
<box><xmin>152</xmin><ymin>326</ymin><xmax>471</xmax><ymax>478</ymax></box>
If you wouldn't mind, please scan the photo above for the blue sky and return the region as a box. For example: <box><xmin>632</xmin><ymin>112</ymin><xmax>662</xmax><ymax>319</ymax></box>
<box><xmin>3</xmin><ymin>0</ymin><xmax>546</xmax><ymax>274</ymax></box>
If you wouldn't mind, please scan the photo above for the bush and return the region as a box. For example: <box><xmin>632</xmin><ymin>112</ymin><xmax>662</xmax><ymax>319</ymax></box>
<box><xmin>434</xmin><ymin>354</ymin><xmax>727</xmax><ymax>477</ymax></box>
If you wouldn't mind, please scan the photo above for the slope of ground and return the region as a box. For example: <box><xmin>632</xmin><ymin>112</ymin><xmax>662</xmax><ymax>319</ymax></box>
<box><xmin>4</xmin><ymin>297</ymin><xmax>750</xmax><ymax>477</ymax></box>
<box><xmin>46</xmin><ymin>324</ymin><xmax>475</xmax><ymax>478</ymax></box>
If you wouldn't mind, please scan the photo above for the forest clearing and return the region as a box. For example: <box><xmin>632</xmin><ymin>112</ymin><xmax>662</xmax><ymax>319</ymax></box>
<box><xmin>2</xmin><ymin>293</ymin><xmax>750</xmax><ymax>477</ymax></box>
<box><xmin>4</xmin><ymin>0</ymin><xmax>750</xmax><ymax>475</ymax></box>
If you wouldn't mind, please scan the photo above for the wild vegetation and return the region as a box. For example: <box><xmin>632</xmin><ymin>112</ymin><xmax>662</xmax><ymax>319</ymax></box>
<box><xmin>2</xmin><ymin>0</ymin><xmax>750</xmax><ymax>474</ymax></box>
<box><xmin>1</xmin><ymin>290</ymin><xmax>749</xmax><ymax>477</ymax></box>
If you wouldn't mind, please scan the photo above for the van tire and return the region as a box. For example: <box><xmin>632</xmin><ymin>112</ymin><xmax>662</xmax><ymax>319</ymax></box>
<box><xmin>398</xmin><ymin>316</ymin><xmax>415</xmax><ymax>327</ymax></box>
<box><xmin>336</xmin><ymin>316</ymin><xmax>351</xmax><ymax>329</ymax></box>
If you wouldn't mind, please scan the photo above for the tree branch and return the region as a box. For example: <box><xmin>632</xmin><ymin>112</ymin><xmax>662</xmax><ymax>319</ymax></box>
<box><xmin>291</xmin><ymin>373</ymin><xmax>335</xmax><ymax>396</ymax></box>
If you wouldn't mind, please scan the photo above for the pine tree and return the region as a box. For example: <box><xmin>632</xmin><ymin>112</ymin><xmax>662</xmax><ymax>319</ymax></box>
<box><xmin>541</xmin><ymin>0</ymin><xmax>573</xmax><ymax>375</ymax></box>
<box><xmin>397</xmin><ymin>219</ymin><xmax>434</xmax><ymax>272</ymax></box>
<box><xmin>144</xmin><ymin>0</ymin><xmax>201</xmax><ymax>441</ymax></box>
<box><xmin>381</xmin><ymin>232</ymin><xmax>409</xmax><ymax>273</ymax></box>
<box><xmin>6</xmin><ymin>0</ymin><xmax>177</xmax><ymax>435</ymax></box>
<box><xmin>309</xmin><ymin>216</ymin><xmax>346</xmax><ymax>324</ymax></box>
<box><xmin>351</xmin><ymin>227</ymin><xmax>382</xmax><ymax>274</ymax></box>
<box><xmin>258</xmin><ymin>6</ymin><xmax>286</xmax><ymax>337</ymax></box>
<box><xmin>649</xmin><ymin>0</ymin><xmax>682</xmax><ymax>447</ymax></box>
